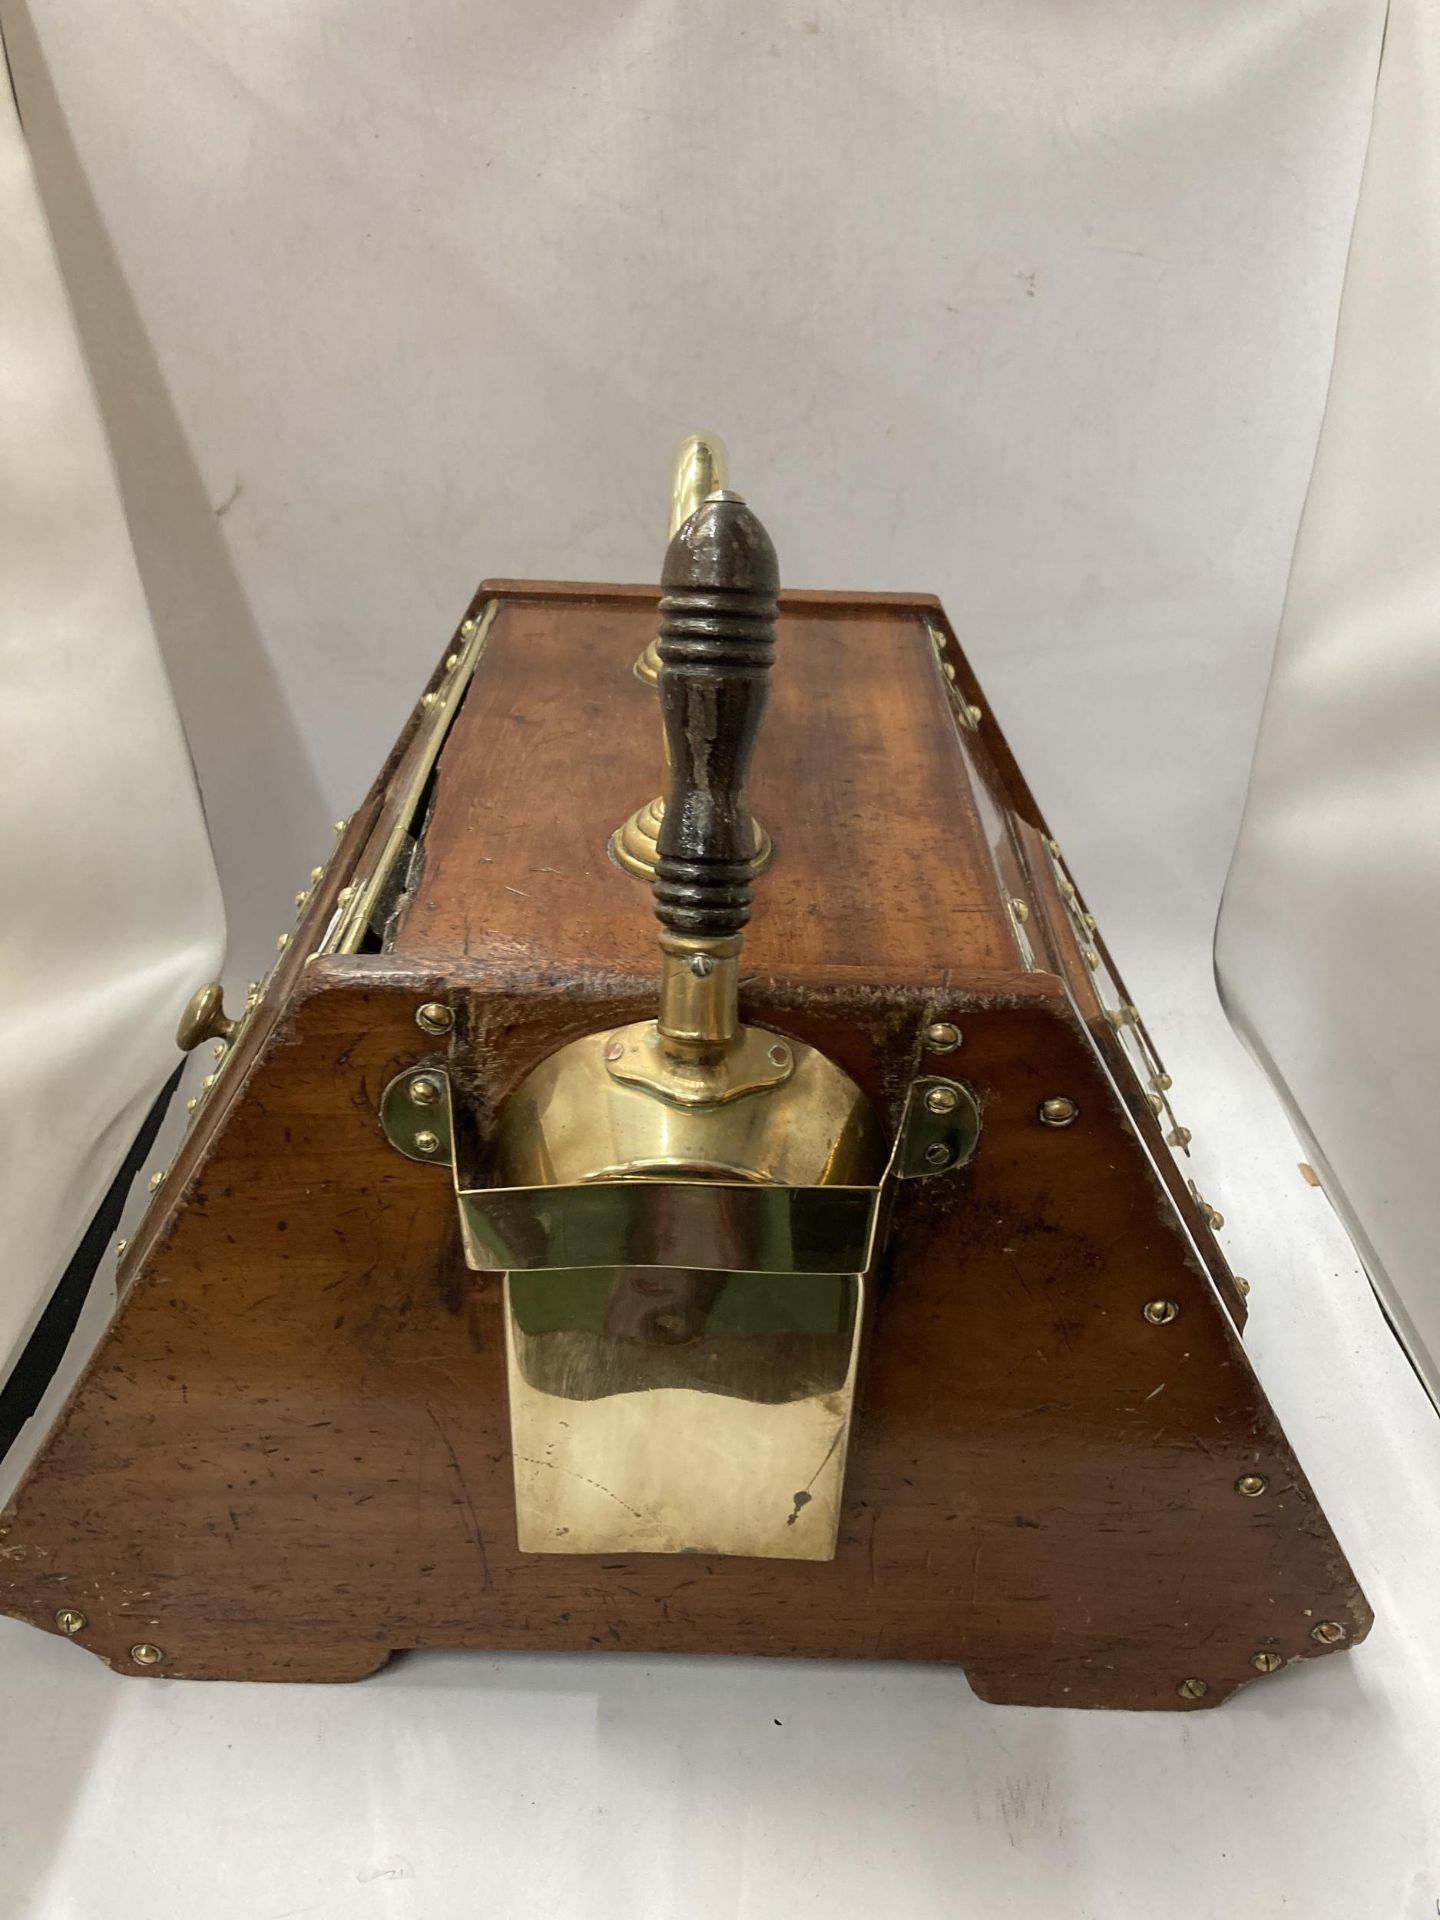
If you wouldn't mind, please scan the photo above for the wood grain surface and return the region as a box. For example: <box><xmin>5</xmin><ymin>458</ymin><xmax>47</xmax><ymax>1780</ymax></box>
<box><xmin>0</xmin><ymin>585</ymin><xmax>1371</xmax><ymax>1709</ymax></box>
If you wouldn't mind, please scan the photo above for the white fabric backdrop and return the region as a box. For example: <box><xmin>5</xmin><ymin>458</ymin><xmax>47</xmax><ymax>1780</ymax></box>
<box><xmin>5</xmin><ymin>4</ymin><xmax>1440</xmax><ymax>1917</ymax></box>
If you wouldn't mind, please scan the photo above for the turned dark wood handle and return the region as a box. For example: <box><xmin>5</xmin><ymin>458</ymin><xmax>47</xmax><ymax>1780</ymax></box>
<box><xmin>654</xmin><ymin>495</ymin><xmax>779</xmax><ymax>937</ymax></box>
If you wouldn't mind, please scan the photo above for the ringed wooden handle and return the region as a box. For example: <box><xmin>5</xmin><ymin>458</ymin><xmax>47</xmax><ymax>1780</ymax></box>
<box><xmin>653</xmin><ymin>494</ymin><xmax>779</xmax><ymax>938</ymax></box>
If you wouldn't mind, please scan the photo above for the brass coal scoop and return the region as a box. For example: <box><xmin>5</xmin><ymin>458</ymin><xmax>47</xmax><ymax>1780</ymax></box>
<box><xmin>381</xmin><ymin>480</ymin><xmax>980</xmax><ymax>1560</ymax></box>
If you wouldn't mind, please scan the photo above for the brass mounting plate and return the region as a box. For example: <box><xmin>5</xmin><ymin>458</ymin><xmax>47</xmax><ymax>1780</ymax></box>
<box><xmin>379</xmin><ymin>1067</ymin><xmax>454</xmax><ymax>1165</ymax></box>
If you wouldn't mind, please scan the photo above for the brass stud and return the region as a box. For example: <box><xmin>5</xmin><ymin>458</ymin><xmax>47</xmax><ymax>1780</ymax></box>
<box><xmin>416</xmin><ymin>1002</ymin><xmax>454</xmax><ymax>1036</ymax></box>
<box><xmin>1010</xmin><ymin>898</ymin><xmax>1030</xmax><ymax>923</ymax></box>
<box><xmin>1082</xmin><ymin>912</ymin><xmax>1097</xmax><ymax>932</ymax></box>
<box><xmin>1311</xmin><ymin>1620</ymin><xmax>1347</xmax><ymax>1646</ymax></box>
<box><xmin>445</xmin><ymin>652</ymin><xmax>461</xmax><ymax>671</ymax></box>
<box><xmin>413</xmin><ymin>1130</ymin><xmax>441</xmax><ymax>1156</ymax></box>
<box><xmin>149</xmin><ymin>1170</ymin><xmax>166</xmax><ymax>1192</ymax></box>
<box><xmin>337</xmin><ymin>886</ymin><xmax>354</xmax><ymax>905</ymax></box>
<box><xmin>1044</xmin><ymin>837</ymin><xmax>1060</xmax><ymax>857</ymax></box>
<box><xmin>1168</xmin><ymin>1125</ymin><xmax>1193</xmax><ymax>1149</ymax></box>
<box><xmin>294</xmin><ymin>890</ymin><xmax>309</xmax><ymax>911</ymax></box>
<box><xmin>1234</xmin><ymin>1276</ymin><xmax>1251</xmax><ymax>1297</ymax></box>
<box><xmin>1039</xmin><ymin>1097</ymin><xmax>1079</xmax><ymax>1128</ymax></box>
<box><xmin>1235</xmin><ymin>1474</ymin><xmax>1267</xmax><ymax>1498</ymax></box>
<box><xmin>942</xmin><ymin>661</ymin><xmax>957</xmax><ymax>681</ymax></box>
<box><xmin>409</xmin><ymin>1077</ymin><xmax>441</xmax><ymax>1108</ymax></box>
<box><xmin>1205</xmin><ymin>1205</ymin><xmax>1225</xmax><ymax>1231</ymax></box>
<box><xmin>1147</xmin><ymin>1092</ymin><xmax>1163</xmax><ymax>1114</ymax></box>
<box><xmin>924</xmin><ymin>1142</ymin><xmax>951</xmax><ymax>1167</ymax></box>
<box><xmin>1144</xmin><ymin>1298</ymin><xmax>1180</xmax><ymax>1325</ymax></box>
<box><xmin>55</xmin><ymin>1608</ymin><xmax>87</xmax><ymax>1635</ymax></box>
<box><xmin>115</xmin><ymin>1239</ymin><xmax>128</xmax><ymax>1256</ymax></box>
<box><xmin>310</xmin><ymin>866</ymin><xmax>325</xmax><ymax>886</ymax></box>
<box><xmin>768</xmin><ymin>1043</ymin><xmax>791</xmax><ymax>1068</ymax></box>
<box><xmin>1058</xmin><ymin>878</ymin><xmax>1076</xmax><ymax>901</ymax></box>
<box><xmin>925</xmin><ymin>1085</ymin><xmax>959</xmax><ymax>1116</ymax></box>
<box><xmin>1176</xmin><ymin>1677</ymin><xmax>1208</xmax><ymax>1701</ymax></box>
<box><xmin>185</xmin><ymin>1097</ymin><xmax>199</xmax><ymax>1115</ymax></box>
<box><xmin>276</xmin><ymin>932</ymin><xmax>290</xmax><ymax>953</ymax></box>
<box><xmin>1250</xmin><ymin>1651</ymin><xmax>1283</xmax><ymax>1674</ymax></box>
<box><xmin>1153</xmin><ymin>1071</ymin><xmax>1173</xmax><ymax>1091</ymax></box>
<box><xmin>421</xmin><ymin>691</ymin><xmax>438</xmax><ymax>708</ymax></box>
<box><xmin>334</xmin><ymin>819</ymin><xmax>349</xmax><ymax>837</ymax></box>
<box><xmin>461</xmin><ymin>617</ymin><xmax>477</xmax><ymax>636</ymax></box>
<box><xmin>246</xmin><ymin>981</ymin><xmax>262</xmax><ymax>1009</ymax></box>
<box><xmin>130</xmin><ymin>1643</ymin><xmax>164</xmax><ymax>1667</ymax></box>
<box><xmin>201</xmin><ymin>1074</ymin><xmax>217</xmax><ymax>1092</ymax></box>
<box><xmin>924</xmin><ymin>1021</ymin><xmax>962</xmax><ymax>1054</ymax></box>
<box><xmin>966</xmin><ymin>703</ymin><xmax>983</xmax><ymax>726</ymax></box>
<box><xmin>1082</xmin><ymin>947</ymin><xmax>1099</xmax><ymax>970</ymax></box>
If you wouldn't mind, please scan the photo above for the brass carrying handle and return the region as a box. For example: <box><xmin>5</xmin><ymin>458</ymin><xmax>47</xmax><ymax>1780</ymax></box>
<box><xmin>652</xmin><ymin>494</ymin><xmax>779</xmax><ymax>1062</ymax></box>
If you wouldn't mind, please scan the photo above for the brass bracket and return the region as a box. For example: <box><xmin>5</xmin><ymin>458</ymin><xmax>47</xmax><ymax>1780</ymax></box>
<box><xmin>893</xmin><ymin>1077</ymin><xmax>982</xmax><ymax>1179</ymax></box>
<box><xmin>379</xmin><ymin>1066</ymin><xmax>454</xmax><ymax>1165</ymax></box>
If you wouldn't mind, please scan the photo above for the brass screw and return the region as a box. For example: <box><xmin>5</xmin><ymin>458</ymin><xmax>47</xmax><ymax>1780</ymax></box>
<box><xmin>416</xmin><ymin>1002</ymin><xmax>454</xmax><ymax>1035</ymax></box>
<box><xmin>130</xmin><ymin>1643</ymin><xmax>164</xmax><ymax>1667</ymax></box>
<box><xmin>409</xmin><ymin>1077</ymin><xmax>441</xmax><ymax>1107</ymax></box>
<box><xmin>1039</xmin><ymin>1097</ymin><xmax>1079</xmax><ymax>1128</ymax></box>
<box><xmin>1044</xmin><ymin>837</ymin><xmax>1060</xmax><ymax>857</ymax></box>
<box><xmin>1251</xmin><ymin>1651</ymin><xmax>1283</xmax><ymax>1674</ymax></box>
<box><xmin>1058</xmin><ymin>878</ymin><xmax>1076</xmax><ymax>901</ymax></box>
<box><xmin>55</xmin><ymin>1608</ymin><xmax>87</xmax><ymax>1635</ymax></box>
<box><xmin>1311</xmin><ymin>1620</ymin><xmax>1347</xmax><ymax>1646</ymax></box>
<box><xmin>337</xmin><ymin>886</ymin><xmax>354</xmax><ymax>905</ymax></box>
<box><xmin>1144</xmin><ymin>1298</ymin><xmax>1180</xmax><ymax>1325</ymax></box>
<box><xmin>1235</xmin><ymin>1474</ymin><xmax>1268</xmax><ymax>1498</ymax></box>
<box><xmin>1176</xmin><ymin>1677</ymin><xmax>1208</xmax><ymax>1701</ymax></box>
<box><xmin>1010</xmin><ymin>898</ymin><xmax>1030</xmax><ymax>923</ymax></box>
<box><xmin>413</xmin><ymin>1130</ymin><xmax>441</xmax><ymax>1156</ymax></box>
<box><xmin>924</xmin><ymin>1021</ymin><xmax>962</xmax><ymax>1054</ymax></box>
<box><xmin>246</xmin><ymin>981</ymin><xmax>262</xmax><ymax>1008</ymax></box>
<box><xmin>924</xmin><ymin>1142</ymin><xmax>951</xmax><ymax>1167</ymax></box>
<box><xmin>925</xmin><ymin>1085</ymin><xmax>959</xmax><ymax>1116</ymax></box>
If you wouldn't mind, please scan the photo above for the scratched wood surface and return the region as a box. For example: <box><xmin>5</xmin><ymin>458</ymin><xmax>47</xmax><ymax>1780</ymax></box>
<box><xmin>0</xmin><ymin>587</ymin><xmax>1371</xmax><ymax>1708</ymax></box>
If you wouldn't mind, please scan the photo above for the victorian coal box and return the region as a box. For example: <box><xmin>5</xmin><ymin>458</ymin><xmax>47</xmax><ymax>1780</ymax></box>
<box><xmin>0</xmin><ymin>436</ymin><xmax>1370</xmax><ymax>1710</ymax></box>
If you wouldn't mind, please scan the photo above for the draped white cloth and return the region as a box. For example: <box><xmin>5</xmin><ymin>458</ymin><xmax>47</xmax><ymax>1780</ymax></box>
<box><xmin>1218</xmin><ymin>0</ymin><xmax>1440</xmax><ymax>1408</ymax></box>
<box><xmin>0</xmin><ymin>52</ymin><xmax>222</xmax><ymax>1390</ymax></box>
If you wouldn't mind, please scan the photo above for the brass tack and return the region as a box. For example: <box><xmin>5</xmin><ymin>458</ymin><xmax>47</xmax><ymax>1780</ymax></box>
<box><xmin>1311</xmin><ymin>1620</ymin><xmax>1347</xmax><ymax>1646</ymax></box>
<box><xmin>1044</xmin><ymin>837</ymin><xmax>1060</xmax><ymax>857</ymax></box>
<box><xmin>1235</xmin><ymin>1474</ymin><xmax>1267</xmax><ymax>1498</ymax></box>
<box><xmin>925</xmin><ymin>1085</ymin><xmax>959</xmax><ymax>1116</ymax></box>
<box><xmin>130</xmin><ymin>1642</ymin><xmax>164</xmax><ymax>1667</ymax></box>
<box><xmin>1058</xmin><ymin>877</ymin><xmax>1076</xmax><ymax>901</ymax></box>
<box><xmin>924</xmin><ymin>1021</ymin><xmax>962</xmax><ymax>1054</ymax></box>
<box><xmin>416</xmin><ymin>1002</ymin><xmax>454</xmax><ymax>1035</ymax></box>
<box><xmin>1144</xmin><ymin>1298</ymin><xmax>1180</xmax><ymax>1325</ymax></box>
<box><xmin>1176</xmin><ymin>1677</ymin><xmax>1208</xmax><ymax>1700</ymax></box>
<box><xmin>413</xmin><ymin>1130</ymin><xmax>440</xmax><ymax>1156</ymax></box>
<box><xmin>1251</xmin><ymin>1651</ymin><xmax>1283</xmax><ymax>1674</ymax></box>
<box><xmin>1206</xmin><ymin>1205</ymin><xmax>1225</xmax><ymax>1231</ymax></box>
<box><xmin>55</xmin><ymin>1608</ymin><xmax>87</xmax><ymax>1636</ymax></box>
<box><xmin>1038</xmin><ymin>1097</ymin><xmax>1079</xmax><ymax>1128</ymax></box>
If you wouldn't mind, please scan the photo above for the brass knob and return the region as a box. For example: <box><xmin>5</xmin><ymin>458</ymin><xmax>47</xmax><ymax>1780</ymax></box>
<box><xmin>176</xmin><ymin>983</ymin><xmax>237</xmax><ymax>1052</ymax></box>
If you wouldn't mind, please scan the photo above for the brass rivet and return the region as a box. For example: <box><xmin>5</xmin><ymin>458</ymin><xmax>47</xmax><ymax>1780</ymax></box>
<box><xmin>461</xmin><ymin>618</ymin><xmax>477</xmax><ymax>636</ymax></box>
<box><xmin>604</xmin><ymin>1038</ymin><xmax>626</xmax><ymax>1063</ymax></box>
<box><xmin>1251</xmin><ymin>1651</ymin><xmax>1283</xmax><ymax>1674</ymax></box>
<box><xmin>212</xmin><ymin>1040</ymin><xmax>228</xmax><ymax>1060</ymax></box>
<box><xmin>1082</xmin><ymin>947</ymin><xmax>1100</xmax><ymax>970</ymax></box>
<box><xmin>55</xmin><ymin>1608</ymin><xmax>87</xmax><ymax>1635</ymax></box>
<box><xmin>1311</xmin><ymin>1620</ymin><xmax>1347</xmax><ymax>1646</ymax></box>
<box><xmin>445</xmin><ymin>652</ymin><xmax>461</xmax><ymax>671</ymax></box>
<box><xmin>1010</xmin><ymin>898</ymin><xmax>1030</xmax><ymax>923</ymax></box>
<box><xmin>421</xmin><ymin>691</ymin><xmax>438</xmax><ymax>708</ymax></box>
<box><xmin>416</xmin><ymin>1002</ymin><xmax>454</xmax><ymax>1035</ymax></box>
<box><xmin>1235</xmin><ymin>1474</ymin><xmax>1267</xmax><ymax>1498</ymax></box>
<box><xmin>966</xmin><ymin>703</ymin><xmax>983</xmax><ymax>726</ymax></box>
<box><xmin>130</xmin><ymin>1643</ymin><xmax>164</xmax><ymax>1667</ymax></box>
<box><xmin>1082</xmin><ymin>912</ymin><xmax>1097</xmax><ymax>932</ymax></box>
<box><xmin>924</xmin><ymin>1021</ymin><xmax>962</xmax><ymax>1054</ymax></box>
<box><xmin>1154</xmin><ymin>1071</ymin><xmax>1173</xmax><ymax>1091</ymax></box>
<box><xmin>276</xmin><ymin>932</ymin><xmax>290</xmax><ymax>952</ymax></box>
<box><xmin>310</xmin><ymin>866</ymin><xmax>325</xmax><ymax>885</ymax></box>
<box><xmin>1044</xmin><ymin>837</ymin><xmax>1060</xmax><ymax>857</ymax></box>
<box><xmin>1058</xmin><ymin>878</ymin><xmax>1076</xmax><ymax>901</ymax></box>
<box><xmin>201</xmin><ymin>1074</ymin><xmax>217</xmax><ymax>1092</ymax></box>
<box><xmin>1205</xmin><ymin>1205</ymin><xmax>1226</xmax><ymax>1231</ymax></box>
<box><xmin>294</xmin><ymin>890</ymin><xmax>309</xmax><ymax>911</ymax></box>
<box><xmin>148</xmin><ymin>1170</ymin><xmax>166</xmax><ymax>1192</ymax></box>
<box><xmin>1038</xmin><ymin>1097</ymin><xmax>1079</xmax><ymax>1128</ymax></box>
<box><xmin>1168</xmin><ymin>1126</ymin><xmax>1193</xmax><ymax>1149</ymax></box>
<box><xmin>334</xmin><ymin>819</ymin><xmax>349</xmax><ymax>837</ymax></box>
<box><xmin>768</xmin><ymin>1043</ymin><xmax>790</xmax><ymax>1067</ymax></box>
<box><xmin>409</xmin><ymin>1077</ymin><xmax>441</xmax><ymax>1108</ymax></box>
<box><xmin>1147</xmin><ymin>1092</ymin><xmax>1163</xmax><ymax>1113</ymax></box>
<box><xmin>925</xmin><ymin>1085</ymin><xmax>959</xmax><ymax>1116</ymax></box>
<box><xmin>923</xmin><ymin>1142</ymin><xmax>951</xmax><ymax>1167</ymax></box>
<box><xmin>413</xmin><ymin>1130</ymin><xmax>440</xmax><ymax>1156</ymax></box>
<box><xmin>1176</xmin><ymin>1677</ymin><xmax>1208</xmax><ymax>1701</ymax></box>
<box><xmin>1234</xmin><ymin>1276</ymin><xmax>1251</xmax><ymax>1297</ymax></box>
<box><xmin>185</xmin><ymin>1097</ymin><xmax>199</xmax><ymax>1115</ymax></box>
<box><xmin>1144</xmin><ymin>1298</ymin><xmax>1180</xmax><ymax>1325</ymax></box>
<box><xmin>336</xmin><ymin>886</ymin><xmax>354</xmax><ymax>905</ymax></box>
